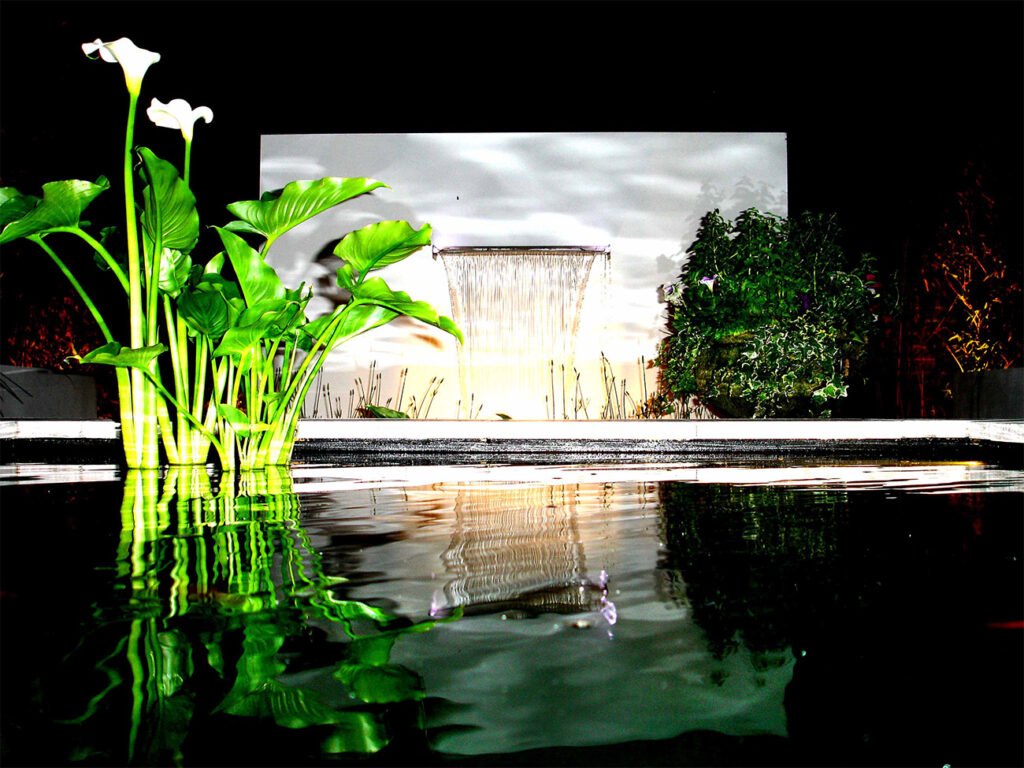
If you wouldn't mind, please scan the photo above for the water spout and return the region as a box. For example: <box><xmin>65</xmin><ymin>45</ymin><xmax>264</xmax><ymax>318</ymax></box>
<box><xmin>436</xmin><ymin>246</ymin><xmax>608</xmax><ymax>419</ymax></box>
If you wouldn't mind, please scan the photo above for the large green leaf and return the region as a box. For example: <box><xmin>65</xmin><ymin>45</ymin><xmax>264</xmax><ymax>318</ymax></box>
<box><xmin>71</xmin><ymin>341</ymin><xmax>166</xmax><ymax>374</ymax></box>
<box><xmin>223</xmin><ymin>177</ymin><xmax>387</xmax><ymax>242</ymax></box>
<box><xmin>349</xmin><ymin>276</ymin><xmax>463</xmax><ymax>343</ymax></box>
<box><xmin>0</xmin><ymin>178</ymin><xmax>109</xmax><ymax>244</ymax></box>
<box><xmin>137</xmin><ymin>147</ymin><xmax>199</xmax><ymax>254</ymax></box>
<box><xmin>177</xmin><ymin>275</ymin><xmax>243</xmax><ymax>339</ymax></box>
<box><xmin>215</xmin><ymin>226</ymin><xmax>287</xmax><ymax>307</ymax></box>
<box><xmin>212</xmin><ymin>325</ymin><xmax>265</xmax><ymax>365</ymax></box>
<box><xmin>298</xmin><ymin>303</ymin><xmax>398</xmax><ymax>352</ymax></box>
<box><xmin>236</xmin><ymin>293</ymin><xmax>308</xmax><ymax>337</ymax></box>
<box><xmin>333</xmin><ymin>220</ymin><xmax>432</xmax><ymax>277</ymax></box>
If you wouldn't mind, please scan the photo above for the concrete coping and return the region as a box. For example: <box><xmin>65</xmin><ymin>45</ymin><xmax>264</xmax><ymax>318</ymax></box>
<box><xmin>1</xmin><ymin>418</ymin><xmax>1022</xmax><ymax>444</ymax></box>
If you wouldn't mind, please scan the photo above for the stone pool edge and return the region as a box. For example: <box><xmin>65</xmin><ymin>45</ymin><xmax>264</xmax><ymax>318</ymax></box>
<box><xmin>2</xmin><ymin>418</ymin><xmax>1022</xmax><ymax>465</ymax></box>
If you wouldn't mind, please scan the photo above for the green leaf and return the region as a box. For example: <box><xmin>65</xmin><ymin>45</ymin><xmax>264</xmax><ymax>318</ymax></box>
<box><xmin>333</xmin><ymin>220</ymin><xmax>432</xmax><ymax>277</ymax></box>
<box><xmin>236</xmin><ymin>294</ymin><xmax>308</xmax><ymax>337</ymax></box>
<box><xmin>177</xmin><ymin>276</ymin><xmax>242</xmax><ymax>339</ymax></box>
<box><xmin>298</xmin><ymin>304</ymin><xmax>399</xmax><ymax>352</ymax></box>
<box><xmin>70</xmin><ymin>341</ymin><xmax>165</xmax><ymax>374</ymax></box>
<box><xmin>205</xmin><ymin>251</ymin><xmax>226</xmax><ymax>275</ymax></box>
<box><xmin>215</xmin><ymin>226</ymin><xmax>287</xmax><ymax>307</ymax></box>
<box><xmin>0</xmin><ymin>178</ymin><xmax>109</xmax><ymax>243</ymax></box>
<box><xmin>359</xmin><ymin>404</ymin><xmax>409</xmax><ymax>419</ymax></box>
<box><xmin>349</xmin><ymin>276</ymin><xmax>463</xmax><ymax>343</ymax></box>
<box><xmin>158</xmin><ymin>248</ymin><xmax>193</xmax><ymax>297</ymax></box>
<box><xmin>212</xmin><ymin>325</ymin><xmax>266</xmax><ymax>365</ymax></box>
<box><xmin>137</xmin><ymin>147</ymin><xmax>199</xmax><ymax>253</ymax></box>
<box><xmin>223</xmin><ymin>177</ymin><xmax>388</xmax><ymax>242</ymax></box>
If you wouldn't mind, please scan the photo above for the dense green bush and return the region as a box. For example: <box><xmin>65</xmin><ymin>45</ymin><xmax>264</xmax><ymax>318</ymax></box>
<box><xmin>656</xmin><ymin>208</ymin><xmax>879</xmax><ymax>417</ymax></box>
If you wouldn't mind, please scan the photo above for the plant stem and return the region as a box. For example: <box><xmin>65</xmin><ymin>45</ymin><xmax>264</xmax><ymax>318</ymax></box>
<box><xmin>122</xmin><ymin>89</ymin><xmax>160</xmax><ymax>468</ymax></box>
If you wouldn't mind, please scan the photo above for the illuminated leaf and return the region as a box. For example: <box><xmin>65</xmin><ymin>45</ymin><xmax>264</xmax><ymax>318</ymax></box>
<box><xmin>212</xmin><ymin>326</ymin><xmax>265</xmax><ymax>365</ymax></box>
<box><xmin>138</xmin><ymin>147</ymin><xmax>199</xmax><ymax>253</ymax></box>
<box><xmin>0</xmin><ymin>178</ymin><xmax>109</xmax><ymax>243</ymax></box>
<box><xmin>349</xmin><ymin>275</ymin><xmax>463</xmax><ymax>343</ymax></box>
<box><xmin>333</xmin><ymin>220</ymin><xmax>432</xmax><ymax>276</ymax></box>
<box><xmin>177</xmin><ymin>275</ymin><xmax>243</xmax><ymax>339</ymax></box>
<box><xmin>215</xmin><ymin>227</ymin><xmax>286</xmax><ymax>307</ymax></box>
<box><xmin>223</xmin><ymin>177</ymin><xmax>387</xmax><ymax>242</ymax></box>
<box><xmin>157</xmin><ymin>248</ymin><xmax>192</xmax><ymax>297</ymax></box>
<box><xmin>70</xmin><ymin>341</ymin><xmax>165</xmax><ymax>374</ymax></box>
<box><xmin>236</xmin><ymin>295</ymin><xmax>308</xmax><ymax>337</ymax></box>
<box><xmin>298</xmin><ymin>304</ymin><xmax>398</xmax><ymax>352</ymax></box>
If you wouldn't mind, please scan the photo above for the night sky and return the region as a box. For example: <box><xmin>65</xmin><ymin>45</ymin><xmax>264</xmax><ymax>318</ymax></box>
<box><xmin>2</xmin><ymin>0</ymin><xmax>1022</xmax><ymax>413</ymax></box>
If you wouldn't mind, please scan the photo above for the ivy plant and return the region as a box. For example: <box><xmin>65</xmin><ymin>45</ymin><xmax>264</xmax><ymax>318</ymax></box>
<box><xmin>656</xmin><ymin>208</ymin><xmax>879</xmax><ymax>418</ymax></box>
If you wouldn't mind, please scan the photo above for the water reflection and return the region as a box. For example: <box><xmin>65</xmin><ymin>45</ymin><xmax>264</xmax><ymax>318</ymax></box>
<box><xmin>303</xmin><ymin>480</ymin><xmax>795</xmax><ymax>758</ymax></box>
<box><xmin>2</xmin><ymin>465</ymin><xmax>1020</xmax><ymax>767</ymax></box>
<box><xmin>14</xmin><ymin>468</ymin><xmax>449</xmax><ymax>766</ymax></box>
<box><xmin>436</xmin><ymin>484</ymin><xmax>615</xmax><ymax>623</ymax></box>
<box><xmin>656</xmin><ymin>481</ymin><xmax>1024</xmax><ymax>766</ymax></box>
<box><xmin>657</xmin><ymin>483</ymin><xmax>846</xmax><ymax>658</ymax></box>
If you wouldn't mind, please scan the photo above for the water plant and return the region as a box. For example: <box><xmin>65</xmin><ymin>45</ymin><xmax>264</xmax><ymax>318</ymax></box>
<box><xmin>656</xmin><ymin>208</ymin><xmax>879</xmax><ymax>418</ymax></box>
<box><xmin>0</xmin><ymin>37</ymin><xmax>460</xmax><ymax>469</ymax></box>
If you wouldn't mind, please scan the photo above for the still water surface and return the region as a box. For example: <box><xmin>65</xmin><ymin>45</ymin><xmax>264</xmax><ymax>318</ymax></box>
<box><xmin>1</xmin><ymin>460</ymin><xmax>1021</xmax><ymax>767</ymax></box>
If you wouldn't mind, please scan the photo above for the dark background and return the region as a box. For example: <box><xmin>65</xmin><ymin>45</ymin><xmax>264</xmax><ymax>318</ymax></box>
<box><xmin>2</xmin><ymin>0</ymin><xmax>1022</xmax><ymax>414</ymax></box>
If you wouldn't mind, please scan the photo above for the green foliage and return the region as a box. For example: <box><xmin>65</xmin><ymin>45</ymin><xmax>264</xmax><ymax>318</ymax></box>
<box><xmin>657</xmin><ymin>208</ymin><xmax>879</xmax><ymax>417</ymax></box>
<box><xmin>0</xmin><ymin>179</ymin><xmax>110</xmax><ymax>241</ymax></box>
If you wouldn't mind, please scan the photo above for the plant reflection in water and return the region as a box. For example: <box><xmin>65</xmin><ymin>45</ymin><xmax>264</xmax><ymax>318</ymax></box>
<box><xmin>51</xmin><ymin>467</ymin><xmax>456</xmax><ymax>766</ymax></box>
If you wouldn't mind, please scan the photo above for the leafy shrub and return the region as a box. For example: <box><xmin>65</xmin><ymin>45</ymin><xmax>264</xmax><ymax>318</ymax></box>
<box><xmin>656</xmin><ymin>208</ymin><xmax>879</xmax><ymax>417</ymax></box>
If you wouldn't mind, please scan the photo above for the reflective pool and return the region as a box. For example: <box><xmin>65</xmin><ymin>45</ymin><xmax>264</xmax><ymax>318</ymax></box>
<box><xmin>1</xmin><ymin>461</ymin><xmax>1021</xmax><ymax>766</ymax></box>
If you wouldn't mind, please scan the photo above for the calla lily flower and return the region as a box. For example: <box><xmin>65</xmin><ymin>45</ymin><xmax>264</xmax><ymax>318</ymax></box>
<box><xmin>82</xmin><ymin>37</ymin><xmax>160</xmax><ymax>95</ymax></box>
<box><xmin>147</xmin><ymin>98</ymin><xmax>214</xmax><ymax>142</ymax></box>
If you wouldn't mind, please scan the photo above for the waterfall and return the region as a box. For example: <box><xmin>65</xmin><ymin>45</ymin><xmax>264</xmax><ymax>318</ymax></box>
<box><xmin>436</xmin><ymin>247</ymin><xmax>607</xmax><ymax>419</ymax></box>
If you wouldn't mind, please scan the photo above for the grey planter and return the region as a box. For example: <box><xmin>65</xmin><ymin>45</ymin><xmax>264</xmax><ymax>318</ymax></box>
<box><xmin>952</xmin><ymin>368</ymin><xmax>1024</xmax><ymax>419</ymax></box>
<box><xmin>0</xmin><ymin>365</ymin><xmax>98</xmax><ymax>419</ymax></box>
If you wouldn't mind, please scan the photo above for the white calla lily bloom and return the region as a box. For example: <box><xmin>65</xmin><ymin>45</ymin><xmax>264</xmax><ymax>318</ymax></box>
<box><xmin>82</xmin><ymin>37</ymin><xmax>160</xmax><ymax>95</ymax></box>
<box><xmin>147</xmin><ymin>98</ymin><xmax>214</xmax><ymax>142</ymax></box>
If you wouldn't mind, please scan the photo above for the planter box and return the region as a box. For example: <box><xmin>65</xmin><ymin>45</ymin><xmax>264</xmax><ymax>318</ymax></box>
<box><xmin>0</xmin><ymin>365</ymin><xmax>97</xmax><ymax>419</ymax></box>
<box><xmin>952</xmin><ymin>368</ymin><xmax>1024</xmax><ymax>419</ymax></box>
